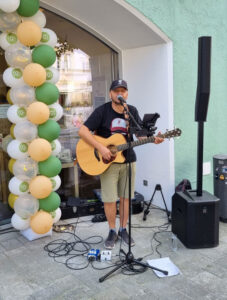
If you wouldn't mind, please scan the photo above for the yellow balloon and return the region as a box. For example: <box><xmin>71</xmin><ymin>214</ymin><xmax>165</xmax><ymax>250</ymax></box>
<box><xmin>30</xmin><ymin>211</ymin><xmax>53</xmax><ymax>234</ymax></box>
<box><xmin>27</xmin><ymin>102</ymin><xmax>49</xmax><ymax>125</ymax></box>
<box><xmin>17</xmin><ymin>21</ymin><xmax>42</xmax><ymax>47</ymax></box>
<box><xmin>10</xmin><ymin>124</ymin><xmax>15</xmax><ymax>139</ymax></box>
<box><xmin>29</xmin><ymin>175</ymin><xmax>52</xmax><ymax>199</ymax></box>
<box><xmin>23</xmin><ymin>63</ymin><xmax>46</xmax><ymax>87</ymax></box>
<box><xmin>8</xmin><ymin>158</ymin><xmax>16</xmax><ymax>174</ymax></box>
<box><xmin>8</xmin><ymin>193</ymin><xmax>18</xmax><ymax>209</ymax></box>
<box><xmin>7</xmin><ymin>89</ymin><xmax>13</xmax><ymax>105</ymax></box>
<box><xmin>28</xmin><ymin>138</ymin><xmax>52</xmax><ymax>162</ymax></box>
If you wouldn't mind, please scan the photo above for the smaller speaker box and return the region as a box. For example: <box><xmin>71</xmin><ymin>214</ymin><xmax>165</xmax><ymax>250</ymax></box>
<box><xmin>172</xmin><ymin>190</ymin><xmax>219</xmax><ymax>248</ymax></box>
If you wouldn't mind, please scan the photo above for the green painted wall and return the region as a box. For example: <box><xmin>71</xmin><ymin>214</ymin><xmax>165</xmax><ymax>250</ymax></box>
<box><xmin>126</xmin><ymin>0</ymin><xmax>227</xmax><ymax>192</ymax></box>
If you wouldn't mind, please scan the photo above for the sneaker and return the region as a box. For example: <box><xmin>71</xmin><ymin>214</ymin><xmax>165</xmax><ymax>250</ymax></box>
<box><xmin>118</xmin><ymin>228</ymin><xmax>135</xmax><ymax>247</ymax></box>
<box><xmin>104</xmin><ymin>230</ymin><xmax>118</xmax><ymax>249</ymax></box>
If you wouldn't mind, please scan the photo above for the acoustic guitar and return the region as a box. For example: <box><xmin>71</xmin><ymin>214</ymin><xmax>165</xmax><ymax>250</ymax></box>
<box><xmin>76</xmin><ymin>128</ymin><xmax>182</xmax><ymax>176</ymax></box>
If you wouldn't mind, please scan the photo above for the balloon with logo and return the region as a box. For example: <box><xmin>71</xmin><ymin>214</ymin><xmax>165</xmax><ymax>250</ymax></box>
<box><xmin>13</xmin><ymin>157</ymin><xmax>38</xmax><ymax>181</ymax></box>
<box><xmin>39</xmin><ymin>28</ymin><xmax>57</xmax><ymax>47</ymax></box>
<box><xmin>14</xmin><ymin>120</ymin><xmax>37</xmax><ymax>142</ymax></box>
<box><xmin>0</xmin><ymin>32</ymin><xmax>18</xmax><ymax>50</ymax></box>
<box><xmin>7</xmin><ymin>139</ymin><xmax>28</xmax><ymax>159</ymax></box>
<box><xmin>51</xmin><ymin>139</ymin><xmax>61</xmax><ymax>156</ymax></box>
<box><xmin>50</xmin><ymin>207</ymin><xmax>62</xmax><ymax>224</ymax></box>
<box><xmin>45</xmin><ymin>67</ymin><xmax>60</xmax><ymax>84</ymax></box>
<box><xmin>3</xmin><ymin>67</ymin><xmax>25</xmax><ymax>88</ymax></box>
<box><xmin>11</xmin><ymin>213</ymin><xmax>30</xmax><ymax>230</ymax></box>
<box><xmin>5</xmin><ymin>43</ymin><xmax>32</xmax><ymax>68</ymax></box>
<box><xmin>22</xmin><ymin>10</ymin><xmax>46</xmax><ymax>28</ymax></box>
<box><xmin>49</xmin><ymin>103</ymin><xmax>63</xmax><ymax>121</ymax></box>
<box><xmin>7</xmin><ymin>105</ymin><xmax>27</xmax><ymax>123</ymax></box>
<box><xmin>14</xmin><ymin>194</ymin><xmax>39</xmax><ymax>219</ymax></box>
<box><xmin>8</xmin><ymin>176</ymin><xmax>29</xmax><ymax>195</ymax></box>
<box><xmin>10</xmin><ymin>85</ymin><xmax>35</xmax><ymax>106</ymax></box>
<box><xmin>0</xmin><ymin>10</ymin><xmax>21</xmax><ymax>32</ymax></box>
<box><xmin>50</xmin><ymin>175</ymin><xmax>61</xmax><ymax>192</ymax></box>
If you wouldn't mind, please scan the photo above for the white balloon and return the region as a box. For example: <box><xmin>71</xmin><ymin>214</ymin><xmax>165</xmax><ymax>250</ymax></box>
<box><xmin>50</xmin><ymin>139</ymin><xmax>62</xmax><ymax>156</ymax></box>
<box><xmin>46</xmin><ymin>67</ymin><xmax>60</xmax><ymax>84</ymax></box>
<box><xmin>0</xmin><ymin>0</ymin><xmax>20</xmax><ymax>13</ymax></box>
<box><xmin>5</xmin><ymin>43</ymin><xmax>32</xmax><ymax>68</ymax></box>
<box><xmin>22</xmin><ymin>10</ymin><xmax>46</xmax><ymax>28</ymax></box>
<box><xmin>13</xmin><ymin>158</ymin><xmax>38</xmax><ymax>181</ymax></box>
<box><xmin>51</xmin><ymin>208</ymin><xmax>62</xmax><ymax>223</ymax></box>
<box><xmin>7</xmin><ymin>104</ymin><xmax>27</xmax><ymax>123</ymax></box>
<box><xmin>11</xmin><ymin>213</ymin><xmax>30</xmax><ymax>231</ymax></box>
<box><xmin>14</xmin><ymin>120</ymin><xmax>37</xmax><ymax>142</ymax></box>
<box><xmin>14</xmin><ymin>194</ymin><xmax>39</xmax><ymax>219</ymax></box>
<box><xmin>48</xmin><ymin>103</ymin><xmax>63</xmax><ymax>121</ymax></box>
<box><xmin>9</xmin><ymin>176</ymin><xmax>29</xmax><ymax>195</ymax></box>
<box><xmin>0</xmin><ymin>10</ymin><xmax>21</xmax><ymax>32</ymax></box>
<box><xmin>3</xmin><ymin>67</ymin><xmax>25</xmax><ymax>88</ymax></box>
<box><xmin>0</xmin><ymin>32</ymin><xmax>18</xmax><ymax>50</ymax></box>
<box><xmin>50</xmin><ymin>175</ymin><xmax>61</xmax><ymax>191</ymax></box>
<box><xmin>7</xmin><ymin>139</ymin><xmax>29</xmax><ymax>160</ymax></box>
<box><xmin>10</xmin><ymin>85</ymin><xmax>35</xmax><ymax>106</ymax></box>
<box><xmin>39</xmin><ymin>28</ymin><xmax>58</xmax><ymax>47</ymax></box>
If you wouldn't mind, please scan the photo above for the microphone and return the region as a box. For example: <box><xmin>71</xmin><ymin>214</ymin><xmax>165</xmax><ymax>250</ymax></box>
<box><xmin>117</xmin><ymin>95</ymin><xmax>126</xmax><ymax>104</ymax></box>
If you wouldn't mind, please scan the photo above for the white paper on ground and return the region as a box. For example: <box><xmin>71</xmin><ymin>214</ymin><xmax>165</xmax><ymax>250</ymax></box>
<box><xmin>147</xmin><ymin>257</ymin><xmax>181</xmax><ymax>278</ymax></box>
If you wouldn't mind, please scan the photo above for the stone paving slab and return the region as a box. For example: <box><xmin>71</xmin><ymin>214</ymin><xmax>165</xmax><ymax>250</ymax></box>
<box><xmin>0</xmin><ymin>210</ymin><xmax>227</xmax><ymax>299</ymax></box>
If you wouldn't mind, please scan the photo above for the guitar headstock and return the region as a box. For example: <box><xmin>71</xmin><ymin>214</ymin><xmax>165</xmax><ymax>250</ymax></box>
<box><xmin>163</xmin><ymin>128</ymin><xmax>182</xmax><ymax>139</ymax></box>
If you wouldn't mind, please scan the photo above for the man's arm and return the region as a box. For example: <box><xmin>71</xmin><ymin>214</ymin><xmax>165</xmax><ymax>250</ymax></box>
<box><xmin>78</xmin><ymin>125</ymin><xmax>113</xmax><ymax>160</ymax></box>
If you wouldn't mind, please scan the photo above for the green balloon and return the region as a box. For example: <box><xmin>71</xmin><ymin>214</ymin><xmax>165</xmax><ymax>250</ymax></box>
<box><xmin>39</xmin><ymin>192</ymin><xmax>60</xmax><ymax>212</ymax></box>
<box><xmin>38</xmin><ymin>156</ymin><xmax>62</xmax><ymax>177</ymax></box>
<box><xmin>32</xmin><ymin>45</ymin><xmax>56</xmax><ymax>68</ymax></box>
<box><xmin>38</xmin><ymin>120</ymin><xmax>60</xmax><ymax>142</ymax></box>
<box><xmin>36</xmin><ymin>83</ymin><xmax>59</xmax><ymax>105</ymax></box>
<box><xmin>17</xmin><ymin>0</ymin><xmax>40</xmax><ymax>17</ymax></box>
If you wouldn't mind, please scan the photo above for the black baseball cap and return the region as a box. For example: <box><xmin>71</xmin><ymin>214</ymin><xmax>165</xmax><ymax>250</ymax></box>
<box><xmin>109</xmin><ymin>79</ymin><xmax>128</xmax><ymax>91</ymax></box>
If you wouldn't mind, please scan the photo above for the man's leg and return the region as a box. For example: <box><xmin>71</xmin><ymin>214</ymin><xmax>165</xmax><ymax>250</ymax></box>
<box><xmin>119</xmin><ymin>197</ymin><xmax>129</xmax><ymax>228</ymax></box>
<box><xmin>104</xmin><ymin>202</ymin><xmax>117</xmax><ymax>229</ymax></box>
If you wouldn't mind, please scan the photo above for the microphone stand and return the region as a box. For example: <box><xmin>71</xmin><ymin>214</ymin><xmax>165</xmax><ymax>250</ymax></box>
<box><xmin>99</xmin><ymin>102</ymin><xmax>168</xmax><ymax>283</ymax></box>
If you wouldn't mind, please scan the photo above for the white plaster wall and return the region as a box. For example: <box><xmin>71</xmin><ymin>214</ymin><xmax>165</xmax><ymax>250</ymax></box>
<box><xmin>122</xmin><ymin>43</ymin><xmax>174</xmax><ymax>210</ymax></box>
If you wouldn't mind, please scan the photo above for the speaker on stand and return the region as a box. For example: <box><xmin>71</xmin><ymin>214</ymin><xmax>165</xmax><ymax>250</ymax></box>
<box><xmin>172</xmin><ymin>36</ymin><xmax>220</xmax><ymax>248</ymax></box>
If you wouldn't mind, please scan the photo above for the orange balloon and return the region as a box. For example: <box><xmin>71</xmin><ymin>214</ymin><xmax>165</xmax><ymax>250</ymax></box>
<box><xmin>17</xmin><ymin>21</ymin><xmax>42</xmax><ymax>46</ymax></box>
<box><xmin>23</xmin><ymin>63</ymin><xmax>46</xmax><ymax>87</ymax></box>
<box><xmin>28</xmin><ymin>138</ymin><xmax>52</xmax><ymax>161</ymax></box>
<box><xmin>27</xmin><ymin>102</ymin><xmax>49</xmax><ymax>125</ymax></box>
<box><xmin>29</xmin><ymin>175</ymin><xmax>52</xmax><ymax>199</ymax></box>
<box><xmin>30</xmin><ymin>211</ymin><xmax>53</xmax><ymax>234</ymax></box>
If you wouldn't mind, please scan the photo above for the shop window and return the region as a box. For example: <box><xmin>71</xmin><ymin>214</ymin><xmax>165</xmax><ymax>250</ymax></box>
<box><xmin>0</xmin><ymin>9</ymin><xmax>118</xmax><ymax>224</ymax></box>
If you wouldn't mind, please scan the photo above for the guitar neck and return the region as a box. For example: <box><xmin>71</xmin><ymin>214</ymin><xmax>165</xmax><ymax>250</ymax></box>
<box><xmin>117</xmin><ymin>135</ymin><xmax>156</xmax><ymax>151</ymax></box>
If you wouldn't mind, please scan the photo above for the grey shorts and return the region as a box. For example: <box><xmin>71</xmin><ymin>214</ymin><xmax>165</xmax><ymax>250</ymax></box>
<box><xmin>100</xmin><ymin>162</ymin><xmax>136</xmax><ymax>203</ymax></box>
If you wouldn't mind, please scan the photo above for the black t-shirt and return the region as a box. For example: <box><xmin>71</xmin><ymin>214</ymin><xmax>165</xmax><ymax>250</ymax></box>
<box><xmin>84</xmin><ymin>101</ymin><xmax>142</xmax><ymax>163</ymax></box>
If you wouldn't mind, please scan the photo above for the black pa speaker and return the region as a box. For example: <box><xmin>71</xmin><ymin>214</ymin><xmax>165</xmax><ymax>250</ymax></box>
<box><xmin>195</xmin><ymin>36</ymin><xmax>211</xmax><ymax>122</ymax></box>
<box><xmin>172</xmin><ymin>190</ymin><xmax>219</xmax><ymax>248</ymax></box>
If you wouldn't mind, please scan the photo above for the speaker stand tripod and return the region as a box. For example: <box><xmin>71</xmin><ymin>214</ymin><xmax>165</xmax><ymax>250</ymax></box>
<box><xmin>143</xmin><ymin>184</ymin><xmax>171</xmax><ymax>222</ymax></box>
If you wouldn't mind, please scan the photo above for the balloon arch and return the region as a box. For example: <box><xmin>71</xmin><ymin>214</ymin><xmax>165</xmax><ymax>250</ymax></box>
<box><xmin>0</xmin><ymin>0</ymin><xmax>63</xmax><ymax>238</ymax></box>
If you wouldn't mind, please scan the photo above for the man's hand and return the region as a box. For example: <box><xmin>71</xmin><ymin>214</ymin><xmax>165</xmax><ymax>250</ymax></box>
<box><xmin>98</xmin><ymin>144</ymin><xmax>113</xmax><ymax>161</ymax></box>
<box><xmin>154</xmin><ymin>132</ymin><xmax>164</xmax><ymax>144</ymax></box>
